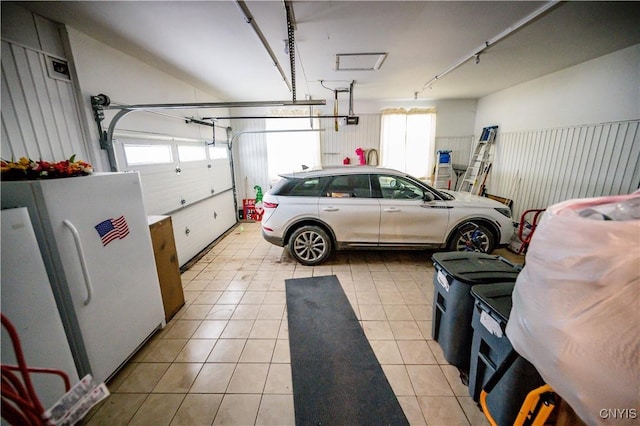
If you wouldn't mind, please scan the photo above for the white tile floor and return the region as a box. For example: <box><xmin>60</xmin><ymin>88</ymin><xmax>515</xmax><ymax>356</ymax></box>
<box><xmin>85</xmin><ymin>221</ymin><xmax>508</xmax><ymax>425</ymax></box>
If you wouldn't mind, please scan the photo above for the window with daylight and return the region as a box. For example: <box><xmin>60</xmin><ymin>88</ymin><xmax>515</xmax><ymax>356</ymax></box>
<box><xmin>265</xmin><ymin>117</ymin><xmax>322</xmax><ymax>182</ymax></box>
<box><xmin>123</xmin><ymin>143</ymin><xmax>173</xmax><ymax>165</ymax></box>
<box><xmin>177</xmin><ymin>144</ymin><xmax>207</xmax><ymax>162</ymax></box>
<box><xmin>379</xmin><ymin>108</ymin><xmax>436</xmax><ymax>180</ymax></box>
<box><xmin>208</xmin><ymin>145</ymin><xmax>228</xmax><ymax>160</ymax></box>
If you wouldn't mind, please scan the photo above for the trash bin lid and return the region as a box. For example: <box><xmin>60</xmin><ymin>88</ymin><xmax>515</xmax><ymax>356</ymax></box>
<box><xmin>431</xmin><ymin>252</ymin><xmax>521</xmax><ymax>284</ymax></box>
<box><xmin>470</xmin><ymin>282</ymin><xmax>516</xmax><ymax>322</ymax></box>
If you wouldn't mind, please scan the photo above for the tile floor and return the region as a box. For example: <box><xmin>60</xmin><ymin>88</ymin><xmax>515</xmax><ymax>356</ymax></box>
<box><xmin>86</xmin><ymin>221</ymin><xmax>522</xmax><ymax>425</ymax></box>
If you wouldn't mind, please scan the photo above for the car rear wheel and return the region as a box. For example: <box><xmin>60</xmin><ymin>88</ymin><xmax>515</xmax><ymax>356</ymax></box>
<box><xmin>448</xmin><ymin>222</ymin><xmax>495</xmax><ymax>253</ymax></box>
<box><xmin>288</xmin><ymin>225</ymin><xmax>332</xmax><ymax>266</ymax></box>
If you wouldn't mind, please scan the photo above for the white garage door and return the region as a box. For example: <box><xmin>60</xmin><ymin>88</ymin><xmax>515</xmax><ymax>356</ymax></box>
<box><xmin>114</xmin><ymin>134</ymin><xmax>236</xmax><ymax>267</ymax></box>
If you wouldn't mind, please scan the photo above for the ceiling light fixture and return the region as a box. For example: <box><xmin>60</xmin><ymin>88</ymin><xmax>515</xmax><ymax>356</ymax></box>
<box><xmin>335</xmin><ymin>53</ymin><xmax>388</xmax><ymax>71</ymax></box>
<box><xmin>416</xmin><ymin>0</ymin><xmax>560</xmax><ymax>96</ymax></box>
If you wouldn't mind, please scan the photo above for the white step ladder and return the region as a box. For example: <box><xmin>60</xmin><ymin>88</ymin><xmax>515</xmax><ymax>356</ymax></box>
<box><xmin>433</xmin><ymin>150</ymin><xmax>453</xmax><ymax>190</ymax></box>
<box><xmin>457</xmin><ymin>126</ymin><xmax>498</xmax><ymax>195</ymax></box>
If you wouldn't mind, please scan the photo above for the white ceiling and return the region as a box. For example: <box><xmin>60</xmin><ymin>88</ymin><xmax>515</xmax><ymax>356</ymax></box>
<box><xmin>14</xmin><ymin>1</ymin><xmax>640</xmax><ymax>105</ymax></box>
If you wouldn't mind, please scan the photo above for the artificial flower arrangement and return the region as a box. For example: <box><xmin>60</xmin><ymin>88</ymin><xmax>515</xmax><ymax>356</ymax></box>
<box><xmin>1</xmin><ymin>155</ymin><xmax>93</xmax><ymax>180</ymax></box>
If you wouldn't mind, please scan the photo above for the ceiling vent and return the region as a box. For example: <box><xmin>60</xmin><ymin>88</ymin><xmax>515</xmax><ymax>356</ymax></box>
<box><xmin>335</xmin><ymin>53</ymin><xmax>387</xmax><ymax>71</ymax></box>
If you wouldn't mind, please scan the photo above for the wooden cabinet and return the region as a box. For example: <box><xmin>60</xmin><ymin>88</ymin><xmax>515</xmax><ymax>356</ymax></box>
<box><xmin>148</xmin><ymin>215</ymin><xmax>184</xmax><ymax>321</ymax></box>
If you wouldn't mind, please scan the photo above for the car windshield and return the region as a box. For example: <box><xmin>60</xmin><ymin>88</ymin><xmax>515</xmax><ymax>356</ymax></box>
<box><xmin>437</xmin><ymin>189</ymin><xmax>455</xmax><ymax>200</ymax></box>
<box><xmin>403</xmin><ymin>175</ymin><xmax>453</xmax><ymax>201</ymax></box>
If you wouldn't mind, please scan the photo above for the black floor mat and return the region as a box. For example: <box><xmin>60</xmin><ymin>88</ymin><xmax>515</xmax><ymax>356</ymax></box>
<box><xmin>285</xmin><ymin>275</ymin><xmax>409</xmax><ymax>426</ymax></box>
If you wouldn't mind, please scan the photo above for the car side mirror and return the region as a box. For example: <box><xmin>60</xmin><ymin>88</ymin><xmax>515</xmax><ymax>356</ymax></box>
<box><xmin>423</xmin><ymin>192</ymin><xmax>435</xmax><ymax>202</ymax></box>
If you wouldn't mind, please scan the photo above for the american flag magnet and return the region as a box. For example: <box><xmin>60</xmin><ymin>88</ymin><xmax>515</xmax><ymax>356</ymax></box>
<box><xmin>94</xmin><ymin>216</ymin><xmax>129</xmax><ymax>246</ymax></box>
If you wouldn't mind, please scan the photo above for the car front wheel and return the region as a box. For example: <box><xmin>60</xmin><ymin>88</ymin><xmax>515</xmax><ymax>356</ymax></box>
<box><xmin>448</xmin><ymin>222</ymin><xmax>495</xmax><ymax>253</ymax></box>
<box><xmin>288</xmin><ymin>225</ymin><xmax>332</xmax><ymax>266</ymax></box>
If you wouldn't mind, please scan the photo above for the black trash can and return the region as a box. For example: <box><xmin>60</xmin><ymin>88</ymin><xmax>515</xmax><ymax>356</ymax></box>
<box><xmin>468</xmin><ymin>282</ymin><xmax>546</xmax><ymax>426</ymax></box>
<box><xmin>431</xmin><ymin>252</ymin><xmax>521</xmax><ymax>370</ymax></box>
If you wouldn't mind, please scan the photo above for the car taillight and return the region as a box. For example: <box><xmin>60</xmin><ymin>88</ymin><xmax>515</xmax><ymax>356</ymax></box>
<box><xmin>264</xmin><ymin>202</ymin><xmax>278</xmax><ymax>208</ymax></box>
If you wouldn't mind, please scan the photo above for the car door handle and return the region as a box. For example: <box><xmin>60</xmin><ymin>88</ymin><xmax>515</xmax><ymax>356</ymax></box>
<box><xmin>384</xmin><ymin>207</ymin><xmax>400</xmax><ymax>212</ymax></box>
<box><xmin>322</xmin><ymin>207</ymin><xmax>339</xmax><ymax>212</ymax></box>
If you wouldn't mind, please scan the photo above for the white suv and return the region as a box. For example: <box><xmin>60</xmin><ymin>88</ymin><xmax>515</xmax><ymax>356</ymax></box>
<box><xmin>261</xmin><ymin>166</ymin><xmax>514</xmax><ymax>265</ymax></box>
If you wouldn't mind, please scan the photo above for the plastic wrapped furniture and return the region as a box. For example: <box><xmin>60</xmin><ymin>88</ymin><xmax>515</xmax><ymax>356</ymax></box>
<box><xmin>506</xmin><ymin>192</ymin><xmax>640</xmax><ymax>426</ymax></box>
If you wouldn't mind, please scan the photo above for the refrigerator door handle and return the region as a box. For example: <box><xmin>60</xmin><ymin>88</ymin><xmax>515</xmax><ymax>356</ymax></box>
<box><xmin>63</xmin><ymin>220</ymin><xmax>93</xmax><ymax>306</ymax></box>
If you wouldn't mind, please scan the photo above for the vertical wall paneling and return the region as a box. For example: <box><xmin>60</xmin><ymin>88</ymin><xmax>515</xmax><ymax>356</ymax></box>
<box><xmin>1</xmin><ymin>54</ymin><xmax>20</xmax><ymax>159</ymax></box>
<box><xmin>435</xmin><ymin>135</ymin><xmax>474</xmax><ymax>189</ymax></box>
<box><xmin>434</xmin><ymin>135</ymin><xmax>474</xmax><ymax>168</ymax></box>
<box><xmin>1</xmin><ymin>39</ymin><xmax>88</xmax><ymax>162</ymax></box>
<box><xmin>603</xmin><ymin>124</ymin><xmax>624</xmax><ymax>194</ymax></box>
<box><xmin>579</xmin><ymin>126</ymin><xmax>601</xmax><ymax>197</ymax></box>
<box><xmin>553</xmin><ymin>128</ymin><xmax>576</xmax><ymax>204</ymax></box>
<box><xmin>616</xmin><ymin>124</ymin><xmax>639</xmax><ymax>193</ymax></box>
<box><xmin>569</xmin><ymin>127</ymin><xmax>588</xmax><ymax>197</ymax></box>
<box><xmin>530</xmin><ymin>130</ymin><xmax>548</xmax><ymax>208</ymax></box>
<box><xmin>232</xmin><ymin>119</ymin><xmax>268</xmax><ymax>203</ymax></box>
<box><xmin>321</xmin><ymin>115</ymin><xmax>381</xmax><ymax>166</ymax></box>
<box><xmin>545</xmin><ymin>129</ymin><xmax>562</xmax><ymax>205</ymax></box>
<box><xmin>491</xmin><ymin>120</ymin><xmax>639</xmax><ymax>220</ymax></box>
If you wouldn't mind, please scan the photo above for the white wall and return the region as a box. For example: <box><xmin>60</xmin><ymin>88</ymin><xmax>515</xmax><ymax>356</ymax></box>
<box><xmin>475</xmin><ymin>45</ymin><xmax>639</xmax><ymax>133</ymax></box>
<box><xmin>63</xmin><ymin>27</ymin><xmax>238</xmax><ymax>266</ymax></box>
<box><xmin>474</xmin><ymin>45</ymin><xmax>640</xmax><ymax>218</ymax></box>
<box><xmin>352</xmin><ymin>99</ymin><xmax>477</xmax><ymax>137</ymax></box>
<box><xmin>1</xmin><ymin>5</ymin><xmax>237</xmax><ymax>267</ymax></box>
<box><xmin>229</xmin><ymin>99</ymin><xmax>478</xmax><ymax>201</ymax></box>
<box><xmin>431</xmin><ymin>100</ymin><xmax>477</xmax><ymax>137</ymax></box>
<box><xmin>65</xmin><ymin>27</ymin><xmax>229</xmax><ymax>172</ymax></box>
<box><xmin>231</xmin><ymin>98</ymin><xmax>477</xmax><ymax>137</ymax></box>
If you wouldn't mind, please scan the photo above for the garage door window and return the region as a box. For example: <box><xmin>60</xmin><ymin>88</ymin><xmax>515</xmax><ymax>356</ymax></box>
<box><xmin>123</xmin><ymin>143</ymin><xmax>173</xmax><ymax>165</ymax></box>
<box><xmin>209</xmin><ymin>145</ymin><xmax>228</xmax><ymax>159</ymax></box>
<box><xmin>178</xmin><ymin>144</ymin><xmax>207</xmax><ymax>162</ymax></box>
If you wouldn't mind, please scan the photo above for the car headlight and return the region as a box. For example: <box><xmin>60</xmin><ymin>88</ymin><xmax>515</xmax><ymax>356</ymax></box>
<box><xmin>494</xmin><ymin>207</ymin><xmax>512</xmax><ymax>218</ymax></box>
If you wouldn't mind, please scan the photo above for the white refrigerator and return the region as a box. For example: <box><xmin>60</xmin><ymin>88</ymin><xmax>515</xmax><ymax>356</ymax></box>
<box><xmin>1</xmin><ymin>207</ymin><xmax>80</xmax><ymax>409</ymax></box>
<box><xmin>1</xmin><ymin>172</ymin><xmax>165</xmax><ymax>384</ymax></box>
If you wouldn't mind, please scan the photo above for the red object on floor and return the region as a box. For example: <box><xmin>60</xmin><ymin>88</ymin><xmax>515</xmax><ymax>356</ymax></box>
<box><xmin>243</xmin><ymin>198</ymin><xmax>263</xmax><ymax>221</ymax></box>
<box><xmin>1</xmin><ymin>313</ymin><xmax>71</xmax><ymax>425</ymax></box>
<box><xmin>517</xmin><ymin>209</ymin><xmax>546</xmax><ymax>254</ymax></box>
